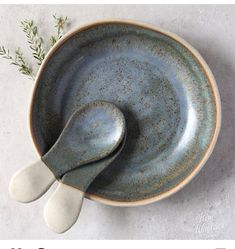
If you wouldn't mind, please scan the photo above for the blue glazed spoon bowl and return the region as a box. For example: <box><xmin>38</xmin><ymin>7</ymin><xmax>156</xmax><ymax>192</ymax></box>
<box><xmin>30</xmin><ymin>20</ymin><xmax>221</xmax><ymax>206</ymax></box>
<box><xmin>10</xmin><ymin>100</ymin><xmax>125</xmax><ymax>203</ymax></box>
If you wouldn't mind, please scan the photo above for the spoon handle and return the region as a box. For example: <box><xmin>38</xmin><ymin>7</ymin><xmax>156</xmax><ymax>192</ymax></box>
<box><xmin>43</xmin><ymin>155</ymin><xmax>117</xmax><ymax>233</ymax></box>
<box><xmin>44</xmin><ymin>183</ymin><xmax>84</xmax><ymax>233</ymax></box>
<box><xmin>43</xmin><ymin>132</ymin><xmax>126</xmax><ymax>233</ymax></box>
<box><xmin>43</xmin><ymin>156</ymin><xmax>116</xmax><ymax>233</ymax></box>
<box><xmin>9</xmin><ymin>160</ymin><xmax>56</xmax><ymax>203</ymax></box>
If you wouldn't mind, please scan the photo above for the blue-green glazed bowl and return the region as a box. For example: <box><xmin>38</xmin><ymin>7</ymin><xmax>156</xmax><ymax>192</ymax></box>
<box><xmin>30</xmin><ymin>20</ymin><xmax>221</xmax><ymax>206</ymax></box>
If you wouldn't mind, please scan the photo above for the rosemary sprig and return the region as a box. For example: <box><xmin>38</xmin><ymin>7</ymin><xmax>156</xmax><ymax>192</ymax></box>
<box><xmin>0</xmin><ymin>46</ymin><xmax>34</xmax><ymax>79</ymax></box>
<box><xmin>0</xmin><ymin>14</ymin><xmax>70</xmax><ymax>80</ymax></box>
<box><xmin>50</xmin><ymin>14</ymin><xmax>68</xmax><ymax>46</ymax></box>
<box><xmin>21</xmin><ymin>20</ymin><xmax>46</xmax><ymax>65</ymax></box>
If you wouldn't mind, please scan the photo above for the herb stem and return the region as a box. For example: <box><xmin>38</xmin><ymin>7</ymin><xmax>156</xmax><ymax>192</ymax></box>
<box><xmin>0</xmin><ymin>46</ymin><xmax>35</xmax><ymax>80</ymax></box>
<box><xmin>21</xmin><ymin>20</ymin><xmax>46</xmax><ymax>65</ymax></box>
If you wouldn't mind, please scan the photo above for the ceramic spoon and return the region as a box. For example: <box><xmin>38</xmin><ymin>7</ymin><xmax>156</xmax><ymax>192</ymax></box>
<box><xmin>9</xmin><ymin>100</ymin><xmax>125</xmax><ymax>203</ymax></box>
<box><xmin>44</xmin><ymin>132</ymin><xmax>126</xmax><ymax>233</ymax></box>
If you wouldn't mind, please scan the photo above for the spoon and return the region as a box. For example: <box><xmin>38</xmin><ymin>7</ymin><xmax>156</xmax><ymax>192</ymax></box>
<box><xmin>9</xmin><ymin>100</ymin><xmax>125</xmax><ymax>203</ymax></box>
<box><xmin>44</xmin><ymin>132</ymin><xmax>126</xmax><ymax>233</ymax></box>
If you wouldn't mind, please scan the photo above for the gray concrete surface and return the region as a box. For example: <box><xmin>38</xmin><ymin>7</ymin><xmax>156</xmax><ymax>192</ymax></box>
<box><xmin>0</xmin><ymin>4</ymin><xmax>234</xmax><ymax>239</ymax></box>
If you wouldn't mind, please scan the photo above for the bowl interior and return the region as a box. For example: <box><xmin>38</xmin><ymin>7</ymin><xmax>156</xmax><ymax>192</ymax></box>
<box><xmin>31</xmin><ymin>22</ymin><xmax>218</xmax><ymax>203</ymax></box>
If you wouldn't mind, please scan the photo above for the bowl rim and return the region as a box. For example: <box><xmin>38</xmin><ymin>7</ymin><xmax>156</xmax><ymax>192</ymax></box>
<box><xmin>29</xmin><ymin>19</ymin><xmax>221</xmax><ymax>207</ymax></box>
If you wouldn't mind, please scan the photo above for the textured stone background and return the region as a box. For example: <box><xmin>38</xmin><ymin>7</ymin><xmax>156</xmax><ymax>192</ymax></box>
<box><xmin>0</xmin><ymin>5</ymin><xmax>234</xmax><ymax>239</ymax></box>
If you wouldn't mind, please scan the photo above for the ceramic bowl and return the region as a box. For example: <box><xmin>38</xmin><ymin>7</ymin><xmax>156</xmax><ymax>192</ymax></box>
<box><xmin>29</xmin><ymin>20</ymin><xmax>221</xmax><ymax>206</ymax></box>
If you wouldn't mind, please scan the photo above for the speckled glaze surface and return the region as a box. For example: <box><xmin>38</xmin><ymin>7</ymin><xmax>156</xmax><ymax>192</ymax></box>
<box><xmin>62</xmin><ymin>132</ymin><xmax>126</xmax><ymax>192</ymax></box>
<box><xmin>30</xmin><ymin>20</ymin><xmax>221</xmax><ymax>206</ymax></box>
<box><xmin>42</xmin><ymin>100</ymin><xmax>126</xmax><ymax>178</ymax></box>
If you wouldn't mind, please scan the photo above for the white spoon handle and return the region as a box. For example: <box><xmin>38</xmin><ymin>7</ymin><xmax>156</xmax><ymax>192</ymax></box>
<box><xmin>44</xmin><ymin>183</ymin><xmax>84</xmax><ymax>233</ymax></box>
<box><xmin>9</xmin><ymin>160</ymin><xmax>55</xmax><ymax>203</ymax></box>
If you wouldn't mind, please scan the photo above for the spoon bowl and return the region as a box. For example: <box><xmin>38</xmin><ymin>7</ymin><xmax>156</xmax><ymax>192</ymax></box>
<box><xmin>9</xmin><ymin>100</ymin><xmax>126</xmax><ymax>203</ymax></box>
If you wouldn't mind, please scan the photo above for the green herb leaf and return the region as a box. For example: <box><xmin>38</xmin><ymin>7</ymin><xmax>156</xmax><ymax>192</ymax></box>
<box><xmin>21</xmin><ymin>19</ymin><xmax>46</xmax><ymax>65</ymax></box>
<box><xmin>50</xmin><ymin>14</ymin><xmax>69</xmax><ymax>47</ymax></box>
<box><xmin>0</xmin><ymin>14</ymin><xmax>70</xmax><ymax>80</ymax></box>
<box><xmin>0</xmin><ymin>46</ymin><xmax>34</xmax><ymax>79</ymax></box>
